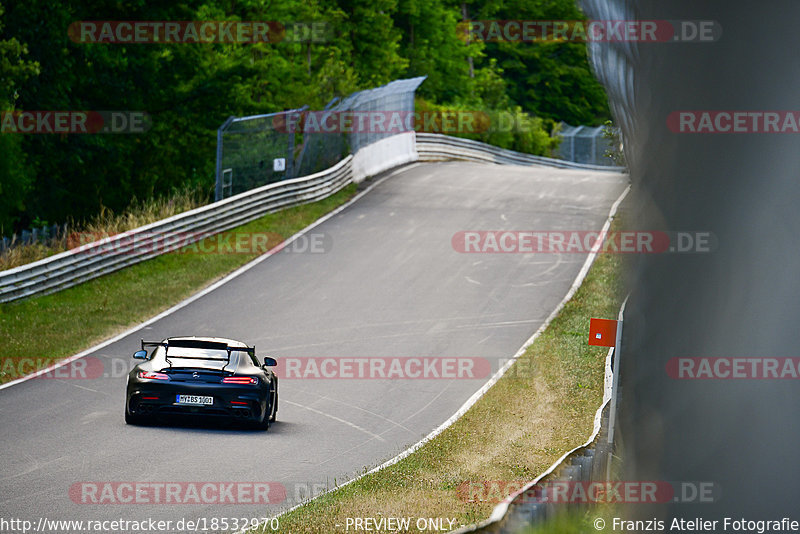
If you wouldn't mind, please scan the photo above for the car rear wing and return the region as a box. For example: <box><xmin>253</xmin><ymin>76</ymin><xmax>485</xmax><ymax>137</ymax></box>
<box><xmin>140</xmin><ymin>339</ymin><xmax>256</xmax><ymax>370</ymax></box>
<box><xmin>141</xmin><ymin>339</ymin><xmax>255</xmax><ymax>354</ymax></box>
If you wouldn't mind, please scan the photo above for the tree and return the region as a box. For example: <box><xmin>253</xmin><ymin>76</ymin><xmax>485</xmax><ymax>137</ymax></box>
<box><xmin>0</xmin><ymin>1</ymin><xmax>40</xmax><ymax>232</ymax></box>
<box><xmin>0</xmin><ymin>0</ymin><xmax>609</xmax><ymax>231</ymax></box>
<box><xmin>469</xmin><ymin>0</ymin><xmax>611</xmax><ymax>125</ymax></box>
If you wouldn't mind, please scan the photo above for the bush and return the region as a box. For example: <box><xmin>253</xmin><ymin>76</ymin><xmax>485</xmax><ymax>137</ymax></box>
<box><xmin>415</xmin><ymin>98</ymin><xmax>560</xmax><ymax>157</ymax></box>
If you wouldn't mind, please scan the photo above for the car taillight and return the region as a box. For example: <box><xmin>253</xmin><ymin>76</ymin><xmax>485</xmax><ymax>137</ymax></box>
<box><xmin>222</xmin><ymin>376</ymin><xmax>258</xmax><ymax>385</ymax></box>
<box><xmin>138</xmin><ymin>371</ymin><xmax>170</xmax><ymax>380</ymax></box>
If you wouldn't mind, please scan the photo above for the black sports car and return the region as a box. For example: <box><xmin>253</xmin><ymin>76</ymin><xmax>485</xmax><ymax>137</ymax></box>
<box><xmin>125</xmin><ymin>336</ymin><xmax>278</xmax><ymax>430</ymax></box>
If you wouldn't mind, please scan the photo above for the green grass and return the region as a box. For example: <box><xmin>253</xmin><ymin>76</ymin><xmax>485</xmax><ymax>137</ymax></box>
<box><xmin>0</xmin><ymin>185</ymin><xmax>357</xmax><ymax>381</ymax></box>
<box><xmin>264</xmin><ymin>211</ymin><xmax>626</xmax><ymax>533</ymax></box>
<box><xmin>1</xmin><ymin>183</ymin><xmax>627</xmax><ymax>534</ymax></box>
<box><xmin>0</xmin><ymin>183</ymin><xmax>208</xmax><ymax>270</ymax></box>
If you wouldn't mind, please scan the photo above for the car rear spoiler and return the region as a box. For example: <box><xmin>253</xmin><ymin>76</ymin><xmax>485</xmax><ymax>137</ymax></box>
<box><xmin>140</xmin><ymin>338</ymin><xmax>256</xmax><ymax>371</ymax></box>
<box><xmin>141</xmin><ymin>339</ymin><xmax>255</xmax><ymax>354</ymax></box>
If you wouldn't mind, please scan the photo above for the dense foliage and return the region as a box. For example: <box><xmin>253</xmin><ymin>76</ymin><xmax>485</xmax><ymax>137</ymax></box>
<box><xmin>0</xmin><ymin>0</ymin><xmax>609</xmax><ymax>232</ymax></box>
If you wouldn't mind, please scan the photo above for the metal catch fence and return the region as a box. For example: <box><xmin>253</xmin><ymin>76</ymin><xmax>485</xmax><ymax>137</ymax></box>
<box><xmin>556</xmin><ymin>123</ymin><xmax>618</xmax><ymax>166</ymax></box>
<box><xmin>215</xmin><ymin>77</ymin><xmax>426</xmax><ymax>200</ymax></box>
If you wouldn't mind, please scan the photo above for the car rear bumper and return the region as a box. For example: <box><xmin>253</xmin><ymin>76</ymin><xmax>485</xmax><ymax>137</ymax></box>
<box><xmin>126</xmin><ymin>381</ymin><xmax>268</xmax><ymax>422</ymax></box>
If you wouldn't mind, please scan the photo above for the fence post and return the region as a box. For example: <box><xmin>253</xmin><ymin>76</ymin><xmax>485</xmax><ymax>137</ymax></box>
<box><xmin>285</xmin><ymin>106</ymin><xmax>308</xmax><ymax>180</ymax></box>
<box><xmin>215</xmin><ymin>116</ymin><xmax>235</xmax><ymax>202</ymax></box>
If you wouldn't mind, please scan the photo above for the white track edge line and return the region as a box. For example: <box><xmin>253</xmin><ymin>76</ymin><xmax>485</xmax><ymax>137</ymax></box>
<box><xmin>0</xmin><ymin>164</ymin><xmax>419</xmax><ymax>392</ymax></box>
<box><xmin>252</xmin><ymin>182</ymin><xmax>632</xmax><ymax>529</ymax></box>
<box><xmin>480</xmin><ymin>295</ymin><xmax>629</xmax><ymax>528</ymax></box>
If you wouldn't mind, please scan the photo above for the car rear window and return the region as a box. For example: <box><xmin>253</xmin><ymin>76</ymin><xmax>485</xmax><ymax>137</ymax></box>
<box><xmin>151</xmin><ymin>346</ymin><xmax>243</xmax><ymax>369</ymax></box>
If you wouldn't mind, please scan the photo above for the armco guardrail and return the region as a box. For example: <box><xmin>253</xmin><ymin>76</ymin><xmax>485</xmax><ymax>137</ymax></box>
<box><xmin>450</xmin><ymin>347</ymin><xmax>614</xmax><ymax>534</ymax></box>
<box><xmin>453</xmin><ymin>300</ymin><xmax>627</xmax><ymax>534</ymax></box>
<box><xmin>0</xmin><ymin>134</ymin><xmax>625</xmax><ymax>304</ymax></box>
<box><xmin>0</xmin><ymin>156</ymin><xmax>352</xmax><ymax>303</ymax></box>
<box><xmin>416</xmin><ymin>132</ymin><xmax>625</xmax><ymax>172</ymax></box>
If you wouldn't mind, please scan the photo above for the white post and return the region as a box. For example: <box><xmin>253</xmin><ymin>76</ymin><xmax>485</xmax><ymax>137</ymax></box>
<box><xmin>607</xmin><ymin>318</ymin><xmax>623</xmax><ymax>446</ymax></box>
<box><xmin>605</xmin><ymin>318</ymin><xmax>624</xmax><ymax>481</ymax></box>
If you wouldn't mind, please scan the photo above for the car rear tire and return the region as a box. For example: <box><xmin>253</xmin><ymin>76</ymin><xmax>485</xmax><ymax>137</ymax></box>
<box><xmin>254</xmin><ymin>412</ymin><xmax>270</xmax><ymax>431</ymax></box>
<box><xmin>269</xmin><ymin>387</ymin><xmax>278</xmax><ymax>422</ymax></box>
<box><xmin>125</xmin><ymin>409</ymin><xmax>143</xmax><ymax>425</ymax></box>
<box><xmin>252</xmin><ymin>398</ymin><xmax>271</xmax><ymax>431</ymax></box>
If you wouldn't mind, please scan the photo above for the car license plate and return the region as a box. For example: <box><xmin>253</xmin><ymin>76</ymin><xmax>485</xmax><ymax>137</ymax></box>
<box><xmin>176</xmin><ymin>394</ymin><xmax>213</xmax><ymax>405</ymax></box>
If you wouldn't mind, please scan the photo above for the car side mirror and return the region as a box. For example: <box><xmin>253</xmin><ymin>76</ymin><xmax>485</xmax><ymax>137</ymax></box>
<box><xmin>133</xmin><ymin>350</ymin><xmax>148</xmax><ymax>360</ymax></box>
<box><xmin>262</xmin><ymin>357</ymin><xmax>277</xmax><ymax>367</ymax></box>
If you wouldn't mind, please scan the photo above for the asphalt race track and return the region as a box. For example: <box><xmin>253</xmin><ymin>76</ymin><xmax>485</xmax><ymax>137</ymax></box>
<box><xmin>0</xmin><ymin>162</ymin><xmax>626</xmax><ymax>530</ymax></box>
